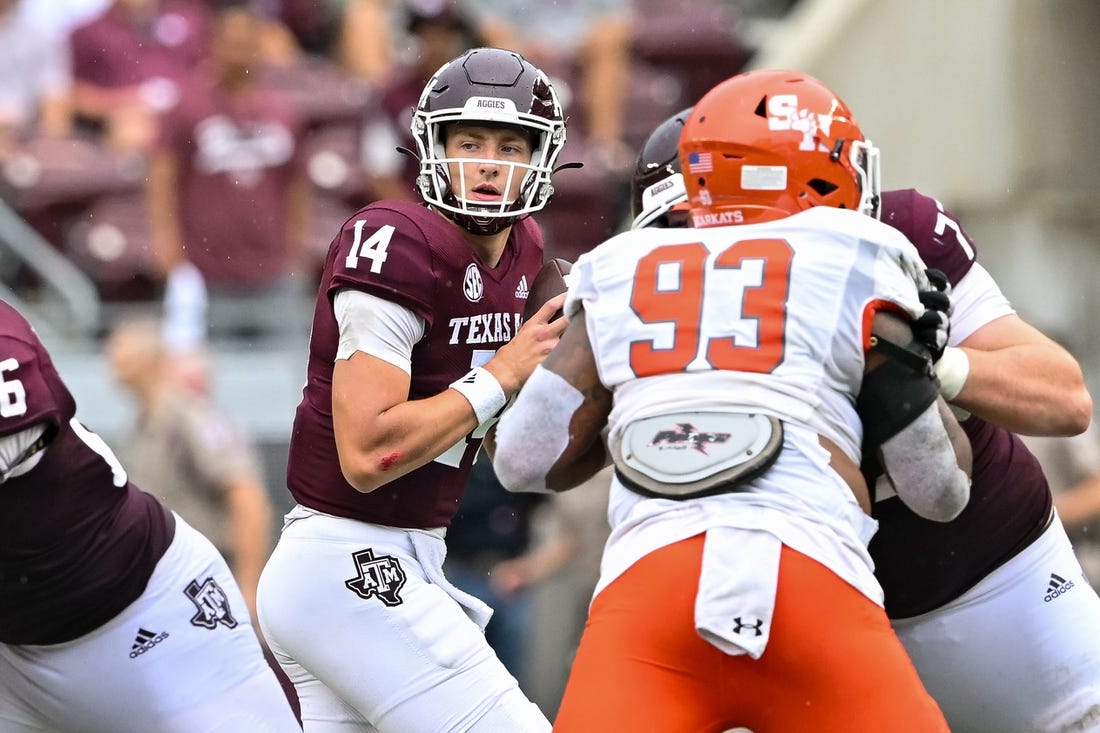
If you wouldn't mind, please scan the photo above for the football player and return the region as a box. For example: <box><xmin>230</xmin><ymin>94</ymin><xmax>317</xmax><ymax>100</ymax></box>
<box><xmin>256</xmin><ymin>48</ymin><xmax>570</xmax><ymax>732</ymax></box>
<box><xmin>493</xmin><ymin>70</ymin><xmax>969</xmax><ymax>731</ymax></box>
<box><xmin>612</xmin><ymin>101</ymin><xmax>1100</xmax><ymax>732</ymax></box>
<box><xmin>874</xmin><ymin>192</ymin><xmax>1100</xmax><ymax>732</ymax></box>
<box><xmin>0</xmin><ymin>301</ymin><xmax>300</xmax><ymax>733</ymax></box>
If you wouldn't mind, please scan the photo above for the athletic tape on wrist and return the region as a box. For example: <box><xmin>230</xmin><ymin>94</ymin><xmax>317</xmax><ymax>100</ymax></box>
<box><xmin>934</xmin><ymin>346</ymin><xmax>970</xmax><ymax>401</ymax></box>
<box><xmin>450</xmin><ymin>367</ymin><xmax>507</xmax><ymax>425</ymax></box>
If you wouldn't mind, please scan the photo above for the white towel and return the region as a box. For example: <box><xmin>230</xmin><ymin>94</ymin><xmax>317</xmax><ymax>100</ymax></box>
<box><xmin>695</xmin><ymin>527</ymin><xmax>781</xmax><ymax>660</ymax></box>
<box><xmin>409</xmin><ymin>530</ymin><xmax>495</xmax><ymax>632</ymax></box>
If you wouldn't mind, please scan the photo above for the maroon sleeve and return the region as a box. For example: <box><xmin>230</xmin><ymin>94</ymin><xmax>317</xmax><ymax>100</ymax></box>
<box><xmin>0</xmin><ymin>335</ymin><xmax>64</xmax><ymax>437</ymax></box>
<box><xmin>327</xmin><ymin>205</ymin><xmax>438</xmax><ymax>327</ymax></box>
<box><xmin>880</xmin><ymin>188</ymin><xmax>978</xmax><ymax>287</ymax></box>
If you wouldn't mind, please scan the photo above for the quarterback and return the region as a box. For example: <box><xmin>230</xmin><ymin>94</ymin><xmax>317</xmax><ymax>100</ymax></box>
<box><xmin>257</xmin><ymin>48</ymin><xmax>569</xmax><ymax>732</ymax></box>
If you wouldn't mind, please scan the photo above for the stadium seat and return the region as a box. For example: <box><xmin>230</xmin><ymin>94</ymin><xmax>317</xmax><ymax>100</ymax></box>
<box><xmin>64</xmin><ymin>191</ymin><xmax>161</xmax><ymax>302</ymax></box>
<box><xmin>630</xmin><ymin>0</ymin><xmax>752</xmax><ymax>108</ymax></box>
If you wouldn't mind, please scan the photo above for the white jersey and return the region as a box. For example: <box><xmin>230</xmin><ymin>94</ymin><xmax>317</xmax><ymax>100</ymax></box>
<box><xmin>567</xmin><ymin>206</ymin><xmax>927</xmax><ymax>462</ymax></box>
<box><xmin>566</xmin><ymin>207</ymin><xmax>930</xmax><ymax>603</ymax></box>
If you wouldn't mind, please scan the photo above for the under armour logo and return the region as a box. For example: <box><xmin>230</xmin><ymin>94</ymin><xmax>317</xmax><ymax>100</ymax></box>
<box><xmin>732</xmin><ymin>616</ymin><xmax>764</xmax><ymax>636</ymax></box>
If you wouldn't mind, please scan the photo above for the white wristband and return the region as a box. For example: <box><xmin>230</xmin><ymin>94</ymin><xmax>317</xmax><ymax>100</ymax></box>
<box><xmin>449</xmin><ymin>367</ymin><xmax>507</xmax><ymax>425</ymax></box>
<box><xmin>934</xmin><ymin>346</ymin><xmax>970</xmax><ymax>401</ymax></box>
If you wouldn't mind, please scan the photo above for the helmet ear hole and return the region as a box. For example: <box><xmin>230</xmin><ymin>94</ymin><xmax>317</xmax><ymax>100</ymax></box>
<box><xmin>808</xmin><ymin>179</ymin><xmax>838</xmax><ymax>196</ymax></box>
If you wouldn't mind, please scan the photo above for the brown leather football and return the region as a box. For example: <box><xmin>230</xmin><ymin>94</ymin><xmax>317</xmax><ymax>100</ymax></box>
<box><xmin>522</xmin><ymin>258</ymin><xmax>572</xmax><ymax>323</ymax></box>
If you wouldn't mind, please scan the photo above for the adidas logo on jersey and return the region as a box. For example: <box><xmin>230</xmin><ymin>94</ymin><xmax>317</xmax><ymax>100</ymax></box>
<box><xmin>129</xmin><ymin>627</ymin><xmax>170</xmax><ymax>658</ymax></box>
<box><xmin>1044</xmin><ymin>572</ymin><xmax>1075</xmax><ymax>603</ymax></box>
<box><xmin>515</xmin><ymin>276</ymin><xmax>530</xmax><ymax>300</ymax></box>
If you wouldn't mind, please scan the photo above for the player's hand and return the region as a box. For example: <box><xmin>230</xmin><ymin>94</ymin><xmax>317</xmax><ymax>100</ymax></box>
<box><xmin>485</xmin><ymin>293</ymin><xmax>568</xmax><ymax>393</ymax></box>
<box><xmin>912</xmin><ymin>268</ymin><xmax>952</xmax><ymax>362</ymax></box>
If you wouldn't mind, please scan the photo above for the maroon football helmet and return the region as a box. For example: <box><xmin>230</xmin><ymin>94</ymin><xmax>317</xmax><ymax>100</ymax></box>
<box><xmin>411</xmin><ymin>47</ymin><xmax>567</xmax><ymax>235</ymax></box>
<box><xmin>630</xmin><ymin>107</ymin><xmax>692</xmax><ymax>229</ymax></box>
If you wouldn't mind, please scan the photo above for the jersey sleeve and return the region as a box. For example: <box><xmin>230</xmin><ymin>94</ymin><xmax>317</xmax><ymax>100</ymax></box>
<box><xmin>0</xmin><ymin>335</ymin><xmax>64</xmax><ymax>437</ymax></box>
<box><xmin>564</xmin><ymin>248</ymin><xmax>598</xmax><ymax>318</ymax></box>
<box><xmin>333</xmin><ymin>289</ymin><xmax>426</xmax><ymax>372</ymax></box>
<box><xmin>327</xmin><ymin>206</ymin><xmax>439</xmax><ymax>327</ymax></box>
<box><xmin>869</xmin><ymin>228</ymin><xmax>926</xmax><ymax>321</ymax></box>
<box><xmin>947</xmin><ymin>262</ymin><xmax>1015</xmax><ymax>344</ymax></box>
<box><xmin>880</xmin><ymin>188</ymin><xmax>978</xmax><ymax>286</ymax></box>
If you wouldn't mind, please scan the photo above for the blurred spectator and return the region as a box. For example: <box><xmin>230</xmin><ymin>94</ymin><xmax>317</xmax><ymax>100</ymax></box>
<box><xmin>146</xmin><ymin>1</ymin><xmax>311</xmax><ymax>343</ymax></box>
<box><xmin>0</xmin><ymin>0</ymin><xmax>74</xmax><ymax>156</ymax></box>
<box><xmin>360</xmin><ymin>0</ymin><xmax>476</xmax><ymax>201</ymax></box>
<box><xmin>334</xmin><ymin>0</ymin><xmax>397</xmax><ymax>84</ymax></box>
<box><xmin>266</xmin><ymin>0</ymin><xmax>395</xmax><ymax>84</ymax></box>
<box><xmin>463</xmin><ymin>0</ymin><xmax>633</xmax><ymax>171</ymax></box>
<box><xmin>1024</xmin><ymin>424</ymin><xmax>1100</xmax><ymax>591</ymax></box>
<box><xmin>194</xmin><ymin>0</ymin><xmax>305</xmax><ymax>66</ymax></box>
<box><xmin>106</xmin><ymin>315</ymin><xmax>276</xmax><ymax>621</ymax></box>
<box><xmin>21</xmin><ymin>0</ymin><xmax>111</xmax><ymax>39</ymax></box>
<box><xmin>272</xmin><ymin>0</ymin><xmax>341</xmax><ymax>56</ymax></box>
<box><xmin>69</xmin><ymin>0</ymin><xmax>211</xmax><ymax>152</ymax></box>
<box><xmin>443</xmin><ymin>456</ymin><xmax>547</xmax><ymax>689</ymax></box>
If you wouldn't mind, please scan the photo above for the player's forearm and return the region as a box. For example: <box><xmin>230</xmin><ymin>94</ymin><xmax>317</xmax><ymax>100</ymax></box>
<box><xmin>336</xmin><ymin>389</ymin><xmax>481</xmax><ymax>493</ymax></box>
<box><xmin>953</xmin><ymin>343</ymin><xmax>1092</xmax><ymax>436</ymax></box>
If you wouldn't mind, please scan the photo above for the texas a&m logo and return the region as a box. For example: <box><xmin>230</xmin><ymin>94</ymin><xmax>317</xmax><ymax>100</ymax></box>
<box><xmin>345</xmin><ymin>548</ymin><xmax>408</xmax><ymax>607</ymax></box>
<box><xmin>184</xmin><ymin>577</ymin><xmax>239</xmax><ymax>630</ymax></box>
<box><xmin>648</xmin><ymin>423</ymin><xmax>731</xmax><ymax>455</ymax></box>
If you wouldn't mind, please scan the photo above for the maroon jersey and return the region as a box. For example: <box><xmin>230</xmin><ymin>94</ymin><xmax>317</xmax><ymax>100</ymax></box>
<box><xmin>156</xmin><ymin>73</ymin><xmax>306</xmax><ymax>289</ymax></box>
<box><xmin>870</xmin><ymin>189</ymin><xmax>1051</xmax><ymax>618</ymax></box>
<box><xmin>286</xmin><ymin>201</ymin><xmax>545</xmax><ymax>528</ymax></box>
<box><xmin>70</xmin><ymin>1</ymin><xmax>208</xmax><ymax>88</ymax></box>
<box><xmin>0</xmin><ymin>301</ymin><xmax>174</xmax><ymax>645</ymax></box>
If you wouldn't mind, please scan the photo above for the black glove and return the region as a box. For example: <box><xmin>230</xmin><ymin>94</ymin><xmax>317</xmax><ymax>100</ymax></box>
<box><xmin>912</xmin><ymin>268</ymin><xmax>952</xmax><ymax>362</ymax></box>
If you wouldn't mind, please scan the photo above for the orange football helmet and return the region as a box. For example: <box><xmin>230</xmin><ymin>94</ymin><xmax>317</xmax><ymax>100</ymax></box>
<box><xmin>679</xmin><ymin>69</ymin><xmax>880</xmax><ymax>227</ymax></box>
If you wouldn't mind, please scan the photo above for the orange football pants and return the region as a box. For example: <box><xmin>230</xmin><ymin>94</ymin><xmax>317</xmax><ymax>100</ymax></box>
<box><xmin>553</xmin><ymin>534</ymin><xmax>948</xmax><ymax>733</ymax></box>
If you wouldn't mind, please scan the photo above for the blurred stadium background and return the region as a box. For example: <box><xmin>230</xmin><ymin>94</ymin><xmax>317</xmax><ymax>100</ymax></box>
<box><xmin>2</xmin><ymin>0</ymin><xmax>1098</xmax><ymax>714</ymax></box>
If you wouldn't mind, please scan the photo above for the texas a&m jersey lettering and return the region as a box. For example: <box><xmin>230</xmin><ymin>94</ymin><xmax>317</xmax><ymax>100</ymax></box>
<box><xmin>447</xmin><ymin>313</ymin><xmax>522</xmax><ymax>345</ymax></box>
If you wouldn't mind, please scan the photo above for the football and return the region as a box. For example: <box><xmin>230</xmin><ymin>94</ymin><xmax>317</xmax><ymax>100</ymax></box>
<box><xmin>522</xmin><ymin>258</ymin><xmax>572</xmax><ymax>323</ymax></box>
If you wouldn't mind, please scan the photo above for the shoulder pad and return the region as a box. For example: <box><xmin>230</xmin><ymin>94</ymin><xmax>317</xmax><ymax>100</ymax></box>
<box><xmin>880</xmin><ymin>189</ymin><xmax>977</xmax><ymax>285</ymax></box>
